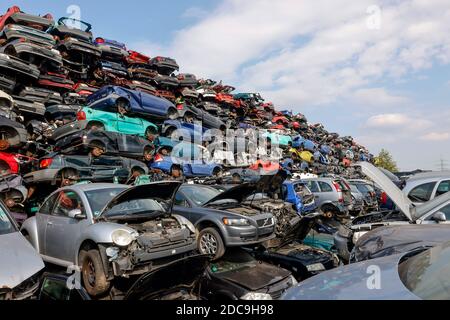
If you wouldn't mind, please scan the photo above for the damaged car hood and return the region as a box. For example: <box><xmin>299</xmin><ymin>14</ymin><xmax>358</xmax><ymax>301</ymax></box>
<box><xmin>352</xmin><ymin>224</ymin><xmax>450</xmax><ymax>262</ymax></box>
<box><xmin>0</xmin><ymin>232</ymin><xmax>45</xmax><ymax>289</ymax></box>
<box><xmin>217</xmin><ymin>262</ymin><xmax>291</xmax><ymax>291</ymax></box>
<box><xmin>278</xmin><ymin>213</ymin><xmax>321</xmax><ymax>246</ymax></box>
<box><xmin>124</xmin><ymin>255</ymin><xmax>209</xmax><ymax>300</ymax></box>
<box><xmin>100</xmin><ymin>181</ymin><xmax>182</xmax><ymax>218</ymax></box>
<box><xmin>205</xmin><ymin>170</ymin><xmax>288</xmax><ymax>205</ymax></box>
<box><xmin>355</xmin><ymin>162</ymin><xmax>414</xmax><ymax>221</ymax></box>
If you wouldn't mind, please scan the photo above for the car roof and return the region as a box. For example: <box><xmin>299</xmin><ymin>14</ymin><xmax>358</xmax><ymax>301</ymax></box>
<box><xmin>406</xmin><ymin>172</ymin><xmax>450</xmax><ymax>183</ymax></box>
<box><xmin>64</xmin><ymin>183</ymin><xmax>129</xmax><ymax>193</ymax></box>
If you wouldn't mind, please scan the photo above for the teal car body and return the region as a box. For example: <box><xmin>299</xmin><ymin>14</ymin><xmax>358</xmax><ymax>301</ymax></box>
<box><xmin>263</xmin><ymin>131</ymin><xmax>292</xmax><ymax>148</ymax></box>
<box><xmin>81</xmin><ymin>106</ymin><xmax>158</xmax><ymax>137</ymax></box>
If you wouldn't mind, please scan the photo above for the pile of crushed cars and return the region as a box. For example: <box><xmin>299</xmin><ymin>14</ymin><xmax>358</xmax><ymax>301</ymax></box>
<box><xmin>8</xmin><ymin>6</ymin><xmax>440</xmax><ymax>301</ymax></box>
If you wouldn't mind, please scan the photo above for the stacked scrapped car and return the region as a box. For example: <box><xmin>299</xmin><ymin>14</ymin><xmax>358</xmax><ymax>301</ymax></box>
<box><xmin>49</xmin><ymin>17</ymin><xmax>101</xmax><ymax>80</ymax></box>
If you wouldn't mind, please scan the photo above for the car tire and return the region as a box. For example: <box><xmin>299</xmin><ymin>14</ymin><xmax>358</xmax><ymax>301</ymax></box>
<box><xmin>212</xmin><ymin>167</ymin><xmax>223</xmax><ymax>178</ymax></box>
<box><xmin>167</xmin><ymin>108</ymin><xmax>179</xmax><ymax>120</ymax></box>
<box><xmin>79</xmin><ymin>249</ymin><xmax>110</xmax><ymax>297</ymax></box>
<box><xmin>322</xmin><ymin>205</ymin><xmax>337</xmax><ymax>219</ymax></box>
<box><xmin>198</xmin><ymin>227</ymin><xmax>225</xmax><ymax>260</ymax></box>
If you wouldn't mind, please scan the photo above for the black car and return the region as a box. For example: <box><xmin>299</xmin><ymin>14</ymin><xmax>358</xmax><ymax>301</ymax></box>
<box><xmin>177</xmin><ymin>73</ymin><xmax>198</xmax><ymax>87</ymax></box>
<box><xmin>201</xmin><ymin>248</ymin><xmax>295</xmax><ymax>300</ymax></box>
<box><xmin>148</xmin><ymin>56</ymin><xmax>179</xmax><ymax>75</ymax></box>
<box><xmin>247</xmin><ymin>212</ymin><xmax>340</xmax><ymax>281</ymax></box>
<box><xmin>12</xmin><ymin>95</ymin><xmax>46</xmax><ymax>121</ymax></box>
<box><xmin>0</xmin><ymin>115</ymin><xmax>28</xmax><ymax>151</ymax></box>
<box><xmin>185</xmin><ymin>104</ymin><xmax>227</xmax><ymax>131</ymax></box>
<box><xmin>23</xmin><ymin>153</ymin><xmax>149</xmax><ymax>186</ymax></box>
<box><xmin>44</xmin><ymin>104</ymin><xmax>80</xmax><ymax>125</ymax></box>
<box><xmin>0</xmin><ymin>53</ymin><xmax>40</xmax><ymax>82</ymax></box>
<box><xmin>17</xmin><ymin>87</ymin><xmax>63</xmax><ymax>105</ymax></box>
<box><xmin>37</xmin><ymin>255</ymin><xmax>209</xmax><ymax>300</ymax></box>
<box><xmin>54</xmin><ymin>129</ymin><xmax>154</xmax><ymax>161</ymax></box>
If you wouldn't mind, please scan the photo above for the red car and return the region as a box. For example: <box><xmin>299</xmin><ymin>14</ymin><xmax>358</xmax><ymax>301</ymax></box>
<box><xmin>125</xmin><ymin>50</ymin><xmax>150</xmax><ymax>65</ymax></box>
<box><xmin>38</xmin><ymin>72</ymin><xmax>75</xmax><ymax>92</ymax></box>
<box><xmin>0</xmin><ymin>152</ymin><xmax>32</xmax><ymax>174</ymax></box>
<box><xmin>0</xmin><ymin>6</ymin><xmax>53</xmax><ymax>31</ymax></box>
<box><xmin>73</xmin><ymin>83</ymin><xmax>98</xmax><ymax>96</ymax></box>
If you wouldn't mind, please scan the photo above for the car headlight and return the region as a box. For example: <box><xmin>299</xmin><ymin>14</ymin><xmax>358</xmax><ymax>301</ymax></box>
<box><xmin>111</xmin><ymin>230</ymin><xmax>134</xmax><ymax>247</ymax></box>
<box><xmin>241</xmin><ymin>292</ymin><xmax>273</xmax><ymax>300</ymax></box>
<box><xmin>306</xmin><ymin>263</ymin><xmax>325</xmax><ymax>272</ymax></box>
<box><xmin>0</xmin><ymin>53</ymin><xmax>10</xmax><ymax>60</ymax></box>
<box><xmin>223</xmin><ymin>218</ymin><xmax>250</xmax><ymax>226</ymax></box>
<box><xmin>290</xmin><ymin>275</ymin><xmax>298</xmax><ymax>286</ymax></box>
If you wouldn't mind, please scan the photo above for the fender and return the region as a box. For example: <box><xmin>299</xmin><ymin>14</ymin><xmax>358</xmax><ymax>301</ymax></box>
<box><xmin>20</xmin><ymin>216</ymin><xmax>40</xmax><ymax>252</ymax></box>
<box><xmin>194</xmin><ymin>218</ymin><xmax>228</xmax><ymax>246</ymax></box>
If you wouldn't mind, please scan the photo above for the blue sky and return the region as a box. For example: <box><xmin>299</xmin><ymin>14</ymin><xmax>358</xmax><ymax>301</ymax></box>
<box><xmin>6</xmin><ymin>0</ymin><xmax>450</xmax><ymax>171</ymax></box>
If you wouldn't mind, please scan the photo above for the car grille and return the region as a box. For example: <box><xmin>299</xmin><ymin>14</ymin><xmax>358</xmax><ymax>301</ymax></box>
<box><xmin>257</xmin><ymin>218</ymin><xmax>274</xmax><ymax>227</ymax></box>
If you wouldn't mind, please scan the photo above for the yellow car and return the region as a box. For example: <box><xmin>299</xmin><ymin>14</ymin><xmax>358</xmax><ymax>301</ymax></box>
<box><xmin>289</xmin><ymin>148</ymin><xmax>314</xmax><ymax>163</ymax></box>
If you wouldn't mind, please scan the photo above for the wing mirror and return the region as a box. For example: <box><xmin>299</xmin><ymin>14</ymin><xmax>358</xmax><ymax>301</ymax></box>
<box><xmin>68</xmin><ymin>209</ymin><xmax>87</xmax><ymax>220</ymax></box>
<box><xmin>432</xmin><ymin>211</ymin><xmax>447</xmax><ymax>222</ymax></box>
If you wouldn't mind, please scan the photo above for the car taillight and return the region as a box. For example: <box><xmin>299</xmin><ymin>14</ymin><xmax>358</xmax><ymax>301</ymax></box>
<box><xmin>40</xmin><ymin>159</ymin><xmax>53</xmax><ymax>169</ymax></box>
<box><xmin>96</xmin><ymin>37</ymin><xmax>105</xmax><ymax>44</ymax></box>
<box><xmin>154</xmin><ymin>154</ymin><xmax>163</xmax><ymax>162</ymax></box>
<box><xmin>18</xmin><ymin>37</ymin><xmax>27</xmax><ymax>43</ymax></box>
<box><xmin>77</xmin><ymin>111</ymin><xmax>86</xmax><ymax>121</ymax></box>
<box><xmin>332</xmin><ymin>181</ymin><xmax>342</xmax><ymax>192</ymax></box>
<box><xmin>176</xmin><ymin>104</ymin><xmax>184</xmax><ymax>110</ymax></box>
<box><xmin>156</xmin><ymin>56</ymin><xmax>163</xmax><ymax>61</ymax></box>
<box><xmin>381</xmin><ymin>192</ymin><xmax>388</xmax><ymax>205</ymax></box>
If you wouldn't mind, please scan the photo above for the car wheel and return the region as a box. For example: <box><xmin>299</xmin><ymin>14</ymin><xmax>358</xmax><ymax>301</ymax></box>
<box><xmin>2</xmin><ymin>190</ymin><xmax>23</xmax><ymax>208</ymax></box>
<box><xmin>58</xmin><ymin>169</ymin><xmax>79</xmax><ymax>187</ymax></box>
<box><xmin>198</xmin><ymin>227</ymin><xmax>225</xmax><ymax>260</ymax></box>
<box><xmin>212</xmin><ymin>168</ymin><xmax>223</xmax><ymax>178</ymax></box>
<box><xmin>167</xmin><ymin>108</ymin><xmax>179</xmax><ymax>120</ymax></box>
<box><xmin>322</xmin><ymin>205</ymin><xmax>337</xmax><ymax>219</ymax></box>
<box><xmin>79</xmin><ymin>249</ymin><xmax>110</xmax><ymax>297</ymax></box>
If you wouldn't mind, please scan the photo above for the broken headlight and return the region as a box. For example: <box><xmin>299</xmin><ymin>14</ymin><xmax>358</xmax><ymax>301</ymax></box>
<box><xmin>111</xmin><ymin>229</ymin><xmax>134</xmax><ymax>247</ymax></box>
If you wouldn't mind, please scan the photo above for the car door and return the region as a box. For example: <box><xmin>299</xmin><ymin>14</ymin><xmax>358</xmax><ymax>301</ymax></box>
<box><xmin>305</xmin><ymin>180</ymin><xmax>322</xmax><ymax>205</ymax></box>
<box><xmin>173</xmin><ymin>191</ymin><xmax>193</xmax><ymax>221</ymax></box>
<box><xmin>116</xmin><ymin>113</ymin><xmax>144</xmax><ymax>135</ymax></box>
<box><xmin>44</xmin><ymin>190</ymin><xmax>91</xmax><ymax>264</ymax></box>
<box><xmin>36</xmin><ymin>192</ymin><xmax>59</xmax><ymax>255</ymax></box>
<box><xmin>90</xmin><ymin>156</ymin><xmax>124</xmax><ymax>182</ymax></box>
<box><xmin>317</xmin><ymin>181</ymin><xmax>337</xmax><ymax>205</ymax></box>
<box><xmin>421</xmin><ymin>203</ymin><xmax>450</xmax><ymax>224</ymax></box>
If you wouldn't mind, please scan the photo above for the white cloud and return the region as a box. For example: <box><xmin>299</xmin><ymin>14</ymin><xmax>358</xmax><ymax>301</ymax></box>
<box><xmin>420</xmin><ymin>132</ymin><xmax>450</xmax><ymax>141</ymax></box>
<box><xmin>365</xmin><ymin>113</ymin><xmax>432</xmax><ymax>129</ymax></box>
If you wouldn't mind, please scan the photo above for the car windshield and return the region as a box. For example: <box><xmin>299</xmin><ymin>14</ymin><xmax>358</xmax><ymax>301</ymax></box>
<box><xmin>209</xmin><ymin>249</ymin><xmax>257</xmax><ymax>274</ymax></box>
<box><xmin>181</xmin><ymin>186</ymin><xmax>221</xmax><ymax>206</ymax></box>
<box><xmin>399</xmin><ymin>242</ymin><xmax>450</xmax><ymax>300</ymax></box>
<box><xmin>59</xmin><ymin>18</ymin><xmax>91</xmax><ymax>32</ymax></box>
<box><xmin>350</xmin><ymin>185</ymin><xmax>360</xmax><ymax>193</ymax></box>
<box><xmin>294</xmin><ymin>183</ymin><xmax>311</xmax><ymax>197</ymax></box>
<box><xmin>85</xmin><ymin>188</ymin><xmax>127</xmax><ymax>217</ymax></box>
<box><xmin>105</xmin><ymin>199</ymin><xmax>168</xmax><ymax>218</ymax></box>
<box><xmin>0</xmin><ymin>205</ymin><xmax>16</xmax><ymax>235</ymax></box>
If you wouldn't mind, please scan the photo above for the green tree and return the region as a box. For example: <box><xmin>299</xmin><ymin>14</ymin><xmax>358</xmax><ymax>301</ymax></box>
<box><xmin>374</xmin><ymin>149</ymin><xmax>398</xmax><ymax>173</ymax></box>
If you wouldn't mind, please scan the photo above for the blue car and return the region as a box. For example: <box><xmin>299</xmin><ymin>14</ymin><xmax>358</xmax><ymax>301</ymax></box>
<box><xmin>283</xmin><ymin>180</ymin><xmax>317</xmax><ymax>215</ymax></box>
<box><xmin>162</xmin><ymin>120</ymin><xmax>207</xmax><ymax>142</ymax></box>
<box><xmin>86</xmin><ymin>85</ymin><xmax>178</xmax><ymax>120</ymax></box>
<box><xmin>151</xmin><ymin>141</ymin><xmax>223</xmax><ymax>178</ymax></box>
<box><xmin>292</xmin><ymin>135</ymin><xmax>317</xmax><ymax>152</ymax></box>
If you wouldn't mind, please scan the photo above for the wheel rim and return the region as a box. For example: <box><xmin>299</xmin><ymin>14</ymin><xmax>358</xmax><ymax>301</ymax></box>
<box><xmin>200</xmin><ymin>233</ymin><xmax>218</xmax><ymax>255</ymax></box>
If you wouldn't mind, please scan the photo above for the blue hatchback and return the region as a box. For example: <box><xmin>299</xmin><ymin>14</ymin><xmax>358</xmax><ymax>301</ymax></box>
<box><xmin>283</xmin><ymin>180</ymin><xmax>317</xmax><ymax>215</ymax></box>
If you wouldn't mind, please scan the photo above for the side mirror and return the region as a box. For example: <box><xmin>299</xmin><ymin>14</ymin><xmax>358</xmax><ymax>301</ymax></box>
<box><xmin>432</xmin><ymin>212</ymin><xmax>447</xmax><ymax>223</ymax></box>
<box><xmin>68</xmin><ymin>209</ymin><xmax>86</xmax><ymax>220</ymax></box>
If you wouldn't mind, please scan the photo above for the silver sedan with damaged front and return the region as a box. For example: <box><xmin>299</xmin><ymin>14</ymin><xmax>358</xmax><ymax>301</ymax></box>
<box><xmin>21</xmin><ymin>182</ymin><xmax>198</xmax><ymax>297</ymax></box>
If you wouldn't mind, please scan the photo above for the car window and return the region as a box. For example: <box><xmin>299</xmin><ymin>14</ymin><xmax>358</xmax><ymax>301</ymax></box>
<box><xmin>408</xmin><ymin>182</ymin><xmax>437</xmax><ymax>202</ymax></box>
<box><xmin>174</xmin><ymin>192</ymin><xmax>190</xmax><ymax>207</ymax></box>
<box><xmin>294</xmin><ymin>183</ymin><xmax>311</xmax><ymax>197</ymax></box>
<box><xmin>436</xmin><ymin>181</ymin><xmax>450</xmax><ymax>197</ymax></box>
<box><xmin>179</xmin><ymin>186</ymin><xmax>220</xmax><ymax>206</ymax></box>
<box><xmin>439</xmin><ymin>204</ymin><xmax>450</xmax><ymax>220</ymax></box>
<box><xmin>40</xmin><ymin>277</ymin><xmax>70</xmax><ymax>301</ymax></box>
<box><xmin>85</xmin><ymin>188</ymin><xmax>126</xmax><ymax>217</ymax></box>
<box><xmin>52</xmin><ymin>191</ymin><xmax>86</xmax><ymax>217</ymax></box>
<box><xmin>0</xmin><ymin>205</ymin><xmax>15</xmax><ymax>235</ymax></box>
<box><xmin>40</xmin><ymin>193</ymin><xmax>60</xmax><ymax>215</ymax></box>
<box><xmin>399</xmin><ymin>242</ymin><xmax>450</xmax><ymax>300</ymax></box>
<box><xmin>305</xmin><ymin>181</ymin><xmax>320</xmax><ymax>193</ymax></box>
<box><xmin>318</xmin><ymin>182</ymin><xmax>333</xmax><ymax>192</ymax></box>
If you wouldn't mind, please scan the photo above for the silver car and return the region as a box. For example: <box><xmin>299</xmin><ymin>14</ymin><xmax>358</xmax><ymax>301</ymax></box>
<box><xmin>0</xmin><ymin>201</ymin><xmax>44</xmax><ymax>300</ymax></box>
<box><xmin>302</xmin><ymin>177</ymin><xmax>353</xmax><ymax>217</ymax></box>
<box><xmin>21</xmin><ymin>182</ymin><xmax>198</xmax><ymax>297</ymax></box>
<box><xmin>402</xmin><ymin>171</ymin><xmax>450</xmax><ymax>205</ymax></box>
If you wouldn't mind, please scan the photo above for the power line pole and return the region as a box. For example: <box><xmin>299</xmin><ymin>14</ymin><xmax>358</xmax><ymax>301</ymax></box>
<box><xmin>437</xmin><ymin>156</ymin><xmax>449</xmax><ymax>171</ymax></box>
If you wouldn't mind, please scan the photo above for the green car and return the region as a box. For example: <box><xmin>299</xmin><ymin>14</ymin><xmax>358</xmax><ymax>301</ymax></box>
<box><xmin>72</xmin><ymin>106</ymin><xmax>159</xmax><ymax>138</ymax></box>
<box><xmin>263</xmin><ymin>130</ymin><xmax>292</xmax><ymax>148</ymax></box>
